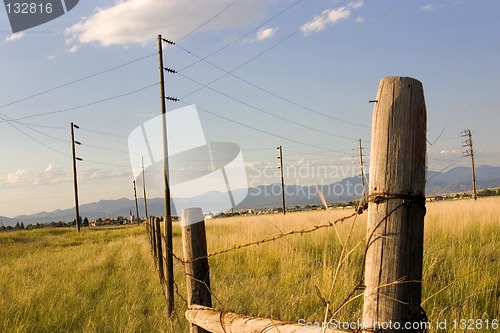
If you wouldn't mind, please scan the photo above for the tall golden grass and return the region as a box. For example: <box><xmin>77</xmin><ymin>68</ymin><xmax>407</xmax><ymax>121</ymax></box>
<box><xmin>1</xmin><ymin>197</ymin><xmax>499</xmax><ymax>332</ymax></box>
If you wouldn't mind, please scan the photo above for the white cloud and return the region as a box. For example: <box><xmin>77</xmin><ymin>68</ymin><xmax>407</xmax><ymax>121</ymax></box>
<box><xmin>420</xmin><ymin>3</ymin><xmax>444</xmax><ymax>12</ymax></box>
<box><xmin>6</xmin><ymin>169</ymin><xmax>34</xmax><ymax>184</ymax></box>
<box><xmin>67</xmin><ymin>45</ymin><xmax>79</xmax><ymax>53</ymax></box>
<box><xmin>5</xmin><ymin>164</ymin><xmax>65</xmax><ymax>186</ymax></box>
<box><xmin>355</xmin><ymin>17</ymin><xmax>365</xmax><ymax>23</ymax></box>
<box><xmin>5</xmin><ymin>32</ymin><xmax>26</xmax><ymax>43</ymax></box>
<box><xmin>65</xmin><ymin>0</ymin><xmax>273</xmax><ymax>49</ymax></box>
<box><xmin>440</xmin><ymin>149</ymin><xmax>460</xmax><ymax>155</ymax></box>
<box><xmin>300</xmin><ymin>1</ymin><xmax>363</xmax><ymax>36</ymax></box>
<box><xmin>420</xmin><ymin>3</ymin><xmax>436</xmax><ymax>12</ymax></box>
<box><xmin>255</xmin><ymin>27</ymin><xmax>277</xmax><ymax>41</ymax></box>
<box><xmin>350</xmin><ymin>1</ymin><xmax>364</xmax><ymax>9</ymax></box>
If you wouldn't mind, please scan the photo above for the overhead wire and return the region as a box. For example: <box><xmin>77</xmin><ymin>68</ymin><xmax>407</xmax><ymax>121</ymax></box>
<box><xmin>3</xmin><ymin>82</ymin><xmax>159</xmax><ymax>123</ymax></box>
<box><xmin>179</xmin><ymin>100</ymin><xmax>349</xmax><ymax>156</ymax></box>
<box><xmin>176</xmin><ymin>72</ymin><xmax>360</xmax><ymax>141</ymax></box>
<box><xmin>178</xmin><ymin>0</ymin><xmax>305</xmax><ymax>72</ymax></box>
<box><xmin>176</xmin><ymin>0</ymin><xmax>239</xmax><ymax>43</ymax></box>
<box><xmin>0</xmin><ymin>52</ymin><xmax>157</xmax><ymax>111</ymax></box>
<box><xmin>171</xmin><ymin>0</ymin><xmax>363</xmax><ymax>127</ymax></box>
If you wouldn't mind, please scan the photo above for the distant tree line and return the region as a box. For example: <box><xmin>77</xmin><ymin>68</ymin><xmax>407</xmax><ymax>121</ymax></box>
<box><xmin>0</xmin><ymin>217</ymin><xmax>90</xmax><ymax>233</ymax></box>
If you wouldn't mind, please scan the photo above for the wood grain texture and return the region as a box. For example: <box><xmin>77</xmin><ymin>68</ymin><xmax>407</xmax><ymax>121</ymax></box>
<box><xmin>182</xmin><ymin>208</ymin><xmax>212</xmax><ymax>333</ymax></box>
<box><xmin>185</xmin><ymin>305</ymin><xmax>349</xmax><ymax>333</ymax></box>
<box><xmin>362</xmin><ymin>77</ymin><xmax>427</xmax><ymax>331</ymax></box>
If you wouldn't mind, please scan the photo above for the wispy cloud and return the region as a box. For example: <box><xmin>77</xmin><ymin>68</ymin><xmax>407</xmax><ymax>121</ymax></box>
<box><xmin>5</xmin><ymin>164</ymin><xmax>65</xmax><ymax>186</ymax></box>
<box><xmin>300</xmin><ymin>1</ymin><xmax>363</xmax><ymax>36</ymax></box>
<box><xmin>440</xmin><ymin>149</ymin><xmax>460</xmax><ymax>155</ymax></box>
<box><xmin>420</xmin><ymin>3</ymin><xmax>436</xmax><ymax>12</ymax></box>
<box><xmin>6</xmin><ymin>168</ymin><xmax>34</xmax><ymax>184</ymax></box>
<box><xmin>255</xmin><ymin>27</ymin><xmax>277</xmax><ymax>42</ymax></box>
<box><xmin>5</xmin><ymin>32</ymin><xmax>25</xmax><ymax>43</ymax></box>
<box><xmin>65</xmin><ymin>0</ymin><xmax>273</xmax><ymax>50</ymax></box>
<box><xmin>420</xmin><ymin>2</ymin><xmax>445</xmax><ymax>12</ymax></box>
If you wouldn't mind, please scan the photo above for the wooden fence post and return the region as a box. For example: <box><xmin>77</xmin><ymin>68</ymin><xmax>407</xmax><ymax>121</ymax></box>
<box><xmin>148</xmin><ymin>217</ymin><xmax>153</xmax><ymax>253</ymax></box>
<box><xmin>363</xmin><ymin>77</ymin><xmax>427</xmax><ymax>332</ymax></box>
<box><xmin>181</xmin><ymin>208</ymin><xmax>212</xmax><ymax>333</ymax></box>
<box><xmin>150</xmin><ymin>216</ymin><xmax>157</xmax><ymax>262</ymax></box>
<box><xmin>155</xmin><ymin>217</ymin><xmax>165</xmax><ymax>284</ymax></box>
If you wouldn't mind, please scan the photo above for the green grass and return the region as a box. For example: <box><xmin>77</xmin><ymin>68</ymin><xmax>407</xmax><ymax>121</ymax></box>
<box><xmin>0</xmin><ymin>226</ymin><xmax>170</xmax><ymax>333</ymax></box>
<box><xmin>1</xmin><ymin>197</ymin><xmax>499</xmax><ymax>332</ymax></box>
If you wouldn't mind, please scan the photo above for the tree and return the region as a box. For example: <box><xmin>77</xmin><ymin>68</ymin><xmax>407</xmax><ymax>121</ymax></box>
<box><xmin>83</xmin><ymin>217</ymin><xmax>89</xmax><ymax>227</ymax></box>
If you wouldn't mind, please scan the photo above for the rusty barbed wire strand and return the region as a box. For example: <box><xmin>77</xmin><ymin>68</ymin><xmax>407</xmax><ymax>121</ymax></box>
<box><xmin>184</xmin><ymin>211</ymin><xmax>358</xmax><ymax>264</ymax></box>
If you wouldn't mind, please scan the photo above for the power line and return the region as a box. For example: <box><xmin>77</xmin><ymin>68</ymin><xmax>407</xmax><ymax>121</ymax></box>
<box><xmin>177</xmin><ymin>0</ymin><xmax>351</xmax><ymax>99</ymax></box>
<box><xmin>175</xmin><ymin>44</ymin><xmax>368</xmax><ymax>129</ymax></box>
<box><xmin>179</xmin><ymin>100</ymin><xmax>348</xmax><ymax>156</ymax></box>
<box><xmin>178</xmin><ymin>0</ymin><xmax>305</xmax><ymax>72</ymax></box>
<box><xmin>176</xmin><ymin>72</ymin><xmax>360</xmax><ymax>141</ymax></box>
<box><xmin>0</xmin><ymin>53</ymin><xmax>157</xmax><ymax>111</ymax></box>
<box><xmin>0</xmin><ymin>113</ymin><xmax>68</xmax><ymax>156</ymax></box>
<box><xmin>3</xmin><ymin>82</ymin><xmax>159</xmax><ymax>123</ymax></box>
<box><xmin>177</xmin><ymin>0</ymin><xmax>239</xmax><ymax>43</ymax></box>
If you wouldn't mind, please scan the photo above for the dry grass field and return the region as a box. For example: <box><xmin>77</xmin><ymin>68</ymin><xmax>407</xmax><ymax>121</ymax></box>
<box><xmin>1</xmin><ymin>197</ymin><xmax>499</xmax><ymax>332</ymax></box>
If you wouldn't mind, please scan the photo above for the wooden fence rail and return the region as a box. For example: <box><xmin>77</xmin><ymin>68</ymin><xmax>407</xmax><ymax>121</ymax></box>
<box><xmin>185</xmin><ymin>305</ymin><xmax>349</xmax><ymax>333</ymax></box>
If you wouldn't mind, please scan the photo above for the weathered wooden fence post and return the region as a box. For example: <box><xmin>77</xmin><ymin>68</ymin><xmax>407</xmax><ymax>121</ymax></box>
<box><xmin>147</xmin><ymin>216</ymin><xmax>154</xmax><ymax>253</ymax></box>
<box><xmin>155</xmin><ymin>217</ymin><xmax>165</xmax><ymax>284</ymax></box>
<box><xmin>150</xmin><ymin>216</ymin><xmax>157</xmax><ymax>262</ymax></box>
<box><xmin>181</xmin><ymin>208</ymin><xmax>212</xmax><ymax>333</ymax></box>
<box><xmin>363</xmin><ymin>77</ymin><xmax>427</xmax><ymax>332</ymax></box>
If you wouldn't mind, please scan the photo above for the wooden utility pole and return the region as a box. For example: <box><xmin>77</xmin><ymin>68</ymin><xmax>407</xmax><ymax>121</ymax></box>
<box><xmin>363</xmin><ymin>77</ymin><xmax>427</xmax><ymax>332</ymax></box>
<box><xmin>462</xmin><ymin>129</ymin><xmax>477</xmax><ymax>200</ymax></box>
<box><xmin>181</xmin><ymin>208</ymin><xmax>212</xmax><ymax>333</ymax></box>
<box><xmin>133</xmin><ymin>180</ymin><xmax>140</xmax><ymax>224</ymax></box>
<box><xmin>358</xmin><ymin>139</ymin><xmax>366</xmax><ymax>189</ymax></box>
<box><xmin>277</xmin><ymin>145</ymin><xmax>286</xmax><ymax>215</ymax></box>
<box><xmin>70</xmin><ymin>122</ymin><xmax>82</xmax><ymax>232</ymax></box>
<box><xmin>158</xmin><ymin>34</ymin><xmax>175</xmax><ymax>315</ymax></box>
<box><xmin>142</xmin><ymin>157</ymin><xmax>149</xmax><ymax>220</ymax></box>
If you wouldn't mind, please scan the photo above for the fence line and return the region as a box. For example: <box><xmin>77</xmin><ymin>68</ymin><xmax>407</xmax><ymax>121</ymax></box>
<box><xmin>147</xmin><ymin>210</ymin><xmax>360</xmax><ymax>266</ymax></box>
<box><xmin>144</xmin><ymin>202</ymin><xmax>423</xmax><ymax>333</ymax></box>
<box><xmin>142</xmin><ymin>76</ymin><xmax>428</xmax><ymax>333</ymax></box>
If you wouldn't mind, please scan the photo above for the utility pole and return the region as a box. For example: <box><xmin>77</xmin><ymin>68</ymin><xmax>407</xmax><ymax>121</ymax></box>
<box><xmin>133</xmin><ymin>180</ymin><xmax>140</xmax><ymax>224</ymax></box>
<box><xmin>158</xmin><ymin>34</ymin><xmax>175</xmax><ymax>316</ymax></box>
<box><xmin>462</xmin><ymin>129</ymin><xmax>477</xmax><ymax>200</ymax></box>
<box><xmin>71</xmin><ymin>122</ymin><xmax>82</xmax><ymax>232</ymax></box>
<box><xmin>277</xmin><ymin>145</ymin><xmax>286</xmax><ymax>215</ymax></box>
<box><xmin>142</xmin><ymin>157</ymin><xmax>149</xmax><ymax>221</ymax></box>
<box><xmin>358</xmin><ymin>139</ymin><xmax>366</xmax><ymax>190</ymax></box>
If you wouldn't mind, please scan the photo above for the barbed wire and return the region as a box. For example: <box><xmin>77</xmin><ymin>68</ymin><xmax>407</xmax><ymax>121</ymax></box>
<box><xmin>142</xmin><ymin>197</ymin><xmax>430</xmax><ymax>332</ymax></box>
<box><xmin>146</xmin><ymin>211</ymin><xmax>359</xmax><ymax>266</ymax></box>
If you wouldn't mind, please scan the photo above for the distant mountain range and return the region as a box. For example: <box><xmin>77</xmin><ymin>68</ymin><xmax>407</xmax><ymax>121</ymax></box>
<box><xmin>2</xmin><ymin>165</ymin><xmax>499</xmax><ymax>227</ymax></box>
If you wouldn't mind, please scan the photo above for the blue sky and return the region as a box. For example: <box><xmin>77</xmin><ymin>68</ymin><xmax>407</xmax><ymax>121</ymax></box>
<box><xmin>1</xmin><ymin>0</ymin><xmax>499</xmax><ymax>217</ymax></box>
